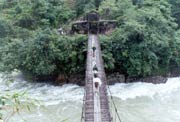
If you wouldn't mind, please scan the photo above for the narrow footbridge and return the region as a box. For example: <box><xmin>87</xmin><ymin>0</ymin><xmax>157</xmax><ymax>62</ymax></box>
<box><xmin>72</xmin><ymin>11</ymin><xmax>121</xmax><ymax>122</ymax></box>
<box><xmin>82</xmin><ymin>34</ymin><xmax>111</xmax><ymax>122</ymax></box>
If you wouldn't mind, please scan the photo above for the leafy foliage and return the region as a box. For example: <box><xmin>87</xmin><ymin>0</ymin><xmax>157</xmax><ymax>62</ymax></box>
<box><xmin>75</xmin><ymin>0</ymin><xmax>96</xmax><ymax>16</ymax></box>
<box><xmin>0</xmin><ymin>0</ymin><xmax>180</xmax><ymax>79</ymax></box>
<box><xmin>0</xmin><ymin>0</ymin><xmax>86</xmax><ymax>78</ymax></box>
<box><xmin>100</xmin><ymin>0</ymin><xmax>180</xmax><ymax>77</ymax></box>
<box><xmin>0</xmin><ymin>29</ymin><xmax>87</xmax><ymax>76</ymax></box>
<box><xmin>169</xmin><ymin>0</ymin><xmax>180</xmax><ymax>28</ymax></box>
<box><xmin>0</xmin><ymin>91</ymin><xmax>37</xmax><ymax>121</ymax></box>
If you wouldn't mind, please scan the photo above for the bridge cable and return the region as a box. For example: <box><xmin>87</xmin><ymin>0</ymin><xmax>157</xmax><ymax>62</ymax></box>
<box><xmin>94</xmin><ymin>7</ymin><xmax>122</xmax><ymax>121</ymax></box>
<box><xmin>81</xmin><ymin>90</ymin><xmax>86</xmax><ymax>122</ymax></box>
<box><xmin>107</xmin><ymin>85</ymin><xmax>122</xmax><ymax>122</ymax></box>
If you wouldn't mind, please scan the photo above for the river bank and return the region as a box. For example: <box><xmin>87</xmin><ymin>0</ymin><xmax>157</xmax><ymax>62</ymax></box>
<box><xmin>13</xmin><ymin>66</ymin><xmax>179</xmax><ymax>86</ymax></box>
<box><xmin>54</xmin><ymin>68</ymin><xmax>180</xmax><ymax>86</ymax></box>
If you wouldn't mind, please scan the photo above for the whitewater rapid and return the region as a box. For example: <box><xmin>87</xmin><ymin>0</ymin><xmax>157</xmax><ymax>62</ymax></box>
<box><xmin>110</xmin><ymin>77</ymin><xmax>180</xmax><ymax>100</ymax></box>
<box><xmin>0</xmin><ymin>73</ymin><xmax>180</xmax><ymax>122</ymax></box>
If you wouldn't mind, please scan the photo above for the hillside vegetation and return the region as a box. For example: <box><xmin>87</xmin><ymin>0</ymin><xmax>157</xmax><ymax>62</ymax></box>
<box><xmin>0</xmin><ymin>0</ymin><xmax>180</xmax><ymax>80</ymax></box>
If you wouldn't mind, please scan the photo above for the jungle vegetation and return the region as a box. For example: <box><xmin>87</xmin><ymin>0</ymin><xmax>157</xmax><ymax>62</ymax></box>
<box><xmin>0</xmin><ymin>0</ymin><xmax>180</xmax><ymax>80</ymax></box>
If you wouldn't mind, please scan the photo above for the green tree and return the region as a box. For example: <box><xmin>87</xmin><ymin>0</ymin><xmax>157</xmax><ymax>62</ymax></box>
<box><xmin>75</xmin><ymin>0</ymin><xmax>95</xmax><ymax>16</ymax></box>
<box><xmin>169</xmin><ymin>0</ymin><xmax>180</xmax><ymax>28</ymax></box>
<box><xmin>0</xmin><ymin>28</ymin><xmax>87</xmax><ymax>78</ymax></box>
<box><xmin>0</xmin><ymin>0</ymin><xmax>180</xmax><ymax>80</ymax></box>
<box><xmin>0</xmin><ymin>20</ymin><xmax>12</xmax><ymax>38</ymax></box>
<box><xmin>101</xmin><ymin>0</ymin><xmax>179</xmax><ymax>77</ymax></box>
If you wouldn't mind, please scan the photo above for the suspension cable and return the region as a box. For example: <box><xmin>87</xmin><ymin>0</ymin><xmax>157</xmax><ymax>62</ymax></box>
<box><xmin>107</xmin><ymin>85</ymin><xmax>122</xmax><ymax>122</ymax></box>
<box><xmin>81</xmin><ymin>89</ymin><xmax>86</xmax><ymax>122</ymax></box>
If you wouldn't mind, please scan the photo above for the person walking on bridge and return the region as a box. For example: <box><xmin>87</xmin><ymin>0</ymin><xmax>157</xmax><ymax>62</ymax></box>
<box><xmin>92</xmin><ymin>46</ymin><xmax>96</xmax><ymax>57</ymax></box>
<box><xmin>93</xmin><ymin>64</ymin><xmax>98</xmax><ymax>71</ymax></box>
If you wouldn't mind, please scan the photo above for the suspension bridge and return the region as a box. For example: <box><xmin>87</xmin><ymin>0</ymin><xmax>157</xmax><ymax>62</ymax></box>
<box><xmin>84</xmin><ymin>34</ymin><xmax>111</xmax><ymax>122</ymax></box>
<box><xmin>72</xmin><ymin>11</ymin><xmax>121</xmax><ymax>122</ymax></box>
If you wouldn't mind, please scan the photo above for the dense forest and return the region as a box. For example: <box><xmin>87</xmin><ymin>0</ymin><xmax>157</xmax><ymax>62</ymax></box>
<box><xmin>0</xmin><ymin>0</ymin><xmax>180</xmax><ymax>81</ymax></box>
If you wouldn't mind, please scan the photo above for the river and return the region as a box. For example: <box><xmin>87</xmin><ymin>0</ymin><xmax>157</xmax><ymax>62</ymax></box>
<box><xmin>0</xmin><ymin>73</ymin><xmax>180</xmax><ymax>122</ymax></box>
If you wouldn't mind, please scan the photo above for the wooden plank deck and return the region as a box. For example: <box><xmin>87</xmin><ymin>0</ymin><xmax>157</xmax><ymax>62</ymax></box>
<box><xmin>84</xmin><ymin>34</ymin><xmax>111</xmax><ymax>122</ymax></box>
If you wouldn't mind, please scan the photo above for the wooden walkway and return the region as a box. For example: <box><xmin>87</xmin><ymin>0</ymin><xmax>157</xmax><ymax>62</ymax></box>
<box><xmin>84</xmin><ymin>34</ymin><xmax>111</xmax><ymax>122</ymax></box>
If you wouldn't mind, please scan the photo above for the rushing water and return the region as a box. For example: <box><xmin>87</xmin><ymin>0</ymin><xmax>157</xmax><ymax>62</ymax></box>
<box><xmin>0</xmin><ymin>73</ymin><xmax>180</xmax><ymax>122</ymax></box>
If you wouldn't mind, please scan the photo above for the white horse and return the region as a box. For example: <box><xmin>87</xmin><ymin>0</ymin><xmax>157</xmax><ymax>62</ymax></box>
<box><xmin>93</xmin><ymin>77</ymin><xmax>102</xmax><ymax>94</ymax></box>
